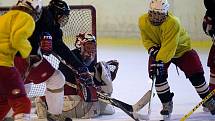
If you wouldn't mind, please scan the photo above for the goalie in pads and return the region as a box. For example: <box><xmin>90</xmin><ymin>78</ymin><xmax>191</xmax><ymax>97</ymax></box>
<box><xmin>36</xmin><ymin>33</ymin><xmax>119</xmax><ymax>119</ymax></box>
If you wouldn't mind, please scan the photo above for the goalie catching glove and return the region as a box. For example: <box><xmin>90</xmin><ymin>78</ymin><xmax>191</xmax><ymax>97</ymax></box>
<box><xmin>77</xmin><ymin>67</ymin><xmax>98</xmax><ymax>102</ymax></box>
<box><xmin>94</xmin><ymin>60</ymin><xmax>119</xmax><ymax>94</ymax></box>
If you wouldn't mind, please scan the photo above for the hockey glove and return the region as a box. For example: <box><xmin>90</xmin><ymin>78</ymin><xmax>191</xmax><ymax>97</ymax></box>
<box><xmin>203</xmin><ymin>15</ymin><xmax>215</xmax><ymax>37</ymax></box>
<box><xmin>40</xmin><ymin>32</ymin><xmax>52</xmax><ymax>55</ymax></box>
<box><xmin>148</xmin><ymin>46</ymin><xmax>160</xmax><ymax>59</ymax></box>
<box><xmin>149</xmin><ymin>60</ymin><xmax>164</xmax><ymax>79</ymax></box>
<box><xmin>77</xmin><ymin>67</ymin><xmax>98</xmax><ymax>102</ymax></box>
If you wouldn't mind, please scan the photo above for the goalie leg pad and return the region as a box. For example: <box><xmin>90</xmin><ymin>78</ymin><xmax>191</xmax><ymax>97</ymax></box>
<box><xmin>45</xmin><ymin>70</ymin><xmax>65</xmax><ymax>114</ymax></box>
<box><xmin>35</xmin><ymin>97</ymin><xmax>47</xmax><ymax>119</ymax></box>
<box><xmin>99</xmin><ymin>101</ymin><xmax>115</xmax><ymax>115</ymax></box>
<box><xmin>62</xmin><ymin>95</ymin><xmax>100</xmax><ymax>118</ymax></box>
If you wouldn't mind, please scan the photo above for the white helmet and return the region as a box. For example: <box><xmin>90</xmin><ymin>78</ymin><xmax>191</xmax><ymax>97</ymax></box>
<box><xmin>16</xmin><ymin>0</ymin><xmax>42</xmax><ymax>21</ymax></box>
<box><xmin>149</xmin><ymin>0</ymin><xmax>169</xmax><ymax>14</ymax></box>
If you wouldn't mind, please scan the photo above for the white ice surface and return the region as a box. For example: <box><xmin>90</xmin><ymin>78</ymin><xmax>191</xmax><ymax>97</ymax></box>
<box><xmin>33</xmin><ymin>46</ymin><xmax>215</xmax><ymax>121</ymax></box>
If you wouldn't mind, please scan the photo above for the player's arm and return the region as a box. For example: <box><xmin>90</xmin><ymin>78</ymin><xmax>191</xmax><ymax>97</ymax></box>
<box><xmin>52</xmin><ymin>29</ymin><xmax>84</xmax><ymax>68</ymax></box>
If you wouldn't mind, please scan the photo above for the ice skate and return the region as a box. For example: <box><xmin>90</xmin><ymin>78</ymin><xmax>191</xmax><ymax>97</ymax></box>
<box><xmin>160</xmin><ymin>93</ymin><xmax>173</xmax><ymax>120</ymax></box>
<box><xmin>202</xmin><ymin>106</ymin><xmax>210</xmax><ymax>112</ymax></box>
<box><xmin>160</xmin><ymin>100</ymin><xmax>172</xmax><ymax>120</ymax></box>
<box><xmin>203</xmin><ymin>98</ymin><xmax>215</xmax><ymax>115</ymax></box>
<box><xmin>47</xmin><ymin>112</ymin><xmax>73</xmax><ymax>121</ymax></box>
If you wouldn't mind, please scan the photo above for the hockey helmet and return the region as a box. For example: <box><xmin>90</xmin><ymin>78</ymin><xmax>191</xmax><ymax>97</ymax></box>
<box><xmin>49</xmin><ymin>0</ymin><xmax>70</xmax><ymax>27</ymax></box>
<box><xmin>75</xmin><ymin>33</ymin><xmax>96</xmax><ymax>48</ymax></box>
<box><xmin>148</xmin><ymin>0</ymin><xmax>169</xmax><ymax>26</ymax></box>
<box><xmin>75</xmin><ymin>33</ymin><xmax>96</xmax><ymax>66</ymax></box>
<box><xmin>16</xmin><ymin>0</ymin><xmax>42</xmax><ymax>22</ymax></box>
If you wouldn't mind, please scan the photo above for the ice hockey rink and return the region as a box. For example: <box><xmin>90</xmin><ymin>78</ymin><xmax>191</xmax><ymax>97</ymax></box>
<box><xmin>1</xmin><ymin>0</ymin><xmax>214</xmax><ymax>120</ymax></box>
<box><xmin>89</xmin><ymin>46</ymin><xmax>215</xmax><ymax>121</ymax></box>
<box><xmin>31</xmin><ymin>45</ymin><xmax>214</xmax><ymax>121</ymax></box>
<box><xmin>6</xmin><ymin>42</ymin><xmax>215</xmax><ymax>121</ymax></box>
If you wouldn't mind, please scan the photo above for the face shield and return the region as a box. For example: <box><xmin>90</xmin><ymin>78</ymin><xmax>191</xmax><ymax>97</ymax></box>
<box><xmin>148</xmin><ymin>10</ymin><xmax>167</xmax><ymax>26</ymax></box>
<box><xmin>80</xmin><ymin>42</ymin><xmax>96</xmax><ymax>66</ymax></box>
<box><xmin>57</xmin><ymin>14</ymin><xmax>69</xmax><ymax>27</ymax></box>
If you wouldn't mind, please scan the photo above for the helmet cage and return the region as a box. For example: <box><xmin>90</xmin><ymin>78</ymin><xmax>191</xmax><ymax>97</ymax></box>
<box><xmin>148</xmin><ymin>10</ymin><xmax>167</xmax><ymax>26</ymax></box>
<box><xmin>75</xmin><ymin>33</ymin><xmax>96</xmax><ymax>49</ymax></box>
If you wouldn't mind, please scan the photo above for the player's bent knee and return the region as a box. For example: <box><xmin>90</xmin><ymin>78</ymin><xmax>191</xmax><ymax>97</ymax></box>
<box><xmin>46</xmin><ymin>70</ymin><xmax>65</xmax><ymax>91</ymax></box>
<box><xmin>9</xmin><ymin>96</ymin><xmax>31</xmax><ymax>116</ymax></box>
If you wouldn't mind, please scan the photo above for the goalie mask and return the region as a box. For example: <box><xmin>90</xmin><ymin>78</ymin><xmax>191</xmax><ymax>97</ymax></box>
<box><xmin>15</xmin><ymin>0</ymin><xmax>42</xmax><ymax>22</ymax></box>
<box><xmin>148</xmin><ymin>0</ymin><xmax>169</xmax><ymax>26</ymax></box>
<box><xmin>75</xmin><ymin>33</ymin><xmax>96</xmax><ymax>66</ymax></box>
<box><xmin>49</xmin><ymin>0</ymin><xmax>70</xmax><ymax>27</ymax></box>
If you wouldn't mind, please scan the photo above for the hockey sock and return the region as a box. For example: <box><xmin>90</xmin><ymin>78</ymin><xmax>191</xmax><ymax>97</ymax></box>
<box><xmin>188</xmin><ymin>72</ymin><xmax>210</xmax><ymax>99</ymax></box>
<box><xmin>209</xmin><ymin>67</ymin><xmax>215</xmax><ymax>91</ymax></box>
<box><xmin>155</xmin><ymin>79</ymin><xmax>171</xmax><ymax>103</ymax></box>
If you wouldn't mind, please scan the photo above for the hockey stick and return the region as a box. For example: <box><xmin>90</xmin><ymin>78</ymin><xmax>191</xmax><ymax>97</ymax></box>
<box><xmin>51</xmin><ymin>52</ymin><xmax>152</xmax><ymax>120</ymax></box>
<box><xmin>147</xmin><ymin>75</ymin><xmax>156</xmax><ymax>120</ymax></box>
<box><xmin>180</xmin><ymin>89</ymin><xmax>215</xmax><ymax>121</ymax></box>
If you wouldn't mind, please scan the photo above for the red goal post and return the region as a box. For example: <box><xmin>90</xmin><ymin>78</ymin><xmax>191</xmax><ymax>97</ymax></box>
<box><xmin>0</xmin><ymin>5</ymin><xmax>97</xmax><ymax>97</ymax></box>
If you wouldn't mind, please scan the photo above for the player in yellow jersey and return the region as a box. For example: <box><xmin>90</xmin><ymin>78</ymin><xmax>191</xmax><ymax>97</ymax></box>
<box><xmin>138</xmin><ymin>0</ymin><xmax>215</xmax><ymax>118</ymax></box>
<box><xmin>0</xmin><ymin>0</ymin><xmax>42</xmax><ymax>120</ymax></box>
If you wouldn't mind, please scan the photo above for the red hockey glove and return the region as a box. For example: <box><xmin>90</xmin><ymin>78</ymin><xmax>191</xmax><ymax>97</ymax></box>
<box><xmin>77</xmin><ymin>67</ymin><xmax>98</xmax><ymax>102</ymax></box>
<box><xmin>40</xmin><ymin>32</ymin><xmax>52</xmax><ymax>55</ymax></box>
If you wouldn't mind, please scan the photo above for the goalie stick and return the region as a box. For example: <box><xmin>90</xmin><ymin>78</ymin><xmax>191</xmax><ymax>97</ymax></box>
<box><xmin>51</xmin><ymin>52</ymin><xmax>153</xmax><ymax>121</ymax></box>
<box><xmin>180</xmin><ymin>88</ymin><xmax>215</xmax><ymax>121</ymax></box>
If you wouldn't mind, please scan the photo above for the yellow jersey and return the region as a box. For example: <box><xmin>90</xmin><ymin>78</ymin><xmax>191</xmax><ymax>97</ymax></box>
<box><xmin>139</xmin><ymin>12</ymin><xmax>192</xmax><ymax>63</ymax></box>
<box><xmin>0</xmin><ymin>10</ymin><xmax>35</xmax><ymax>67</ymax></box>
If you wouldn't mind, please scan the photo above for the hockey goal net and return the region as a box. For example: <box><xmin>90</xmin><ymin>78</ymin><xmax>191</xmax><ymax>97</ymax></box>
<box><xmin>0</xmin><ymin>5</ymin><xmax>96</xmax><ymax>97</ymax></box>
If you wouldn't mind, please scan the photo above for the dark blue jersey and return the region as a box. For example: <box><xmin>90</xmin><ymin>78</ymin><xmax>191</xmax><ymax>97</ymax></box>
<box><xmin>204</xmin><ymin>0</ymin><xmax>215</xmax><ymax>18</ymax></box>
